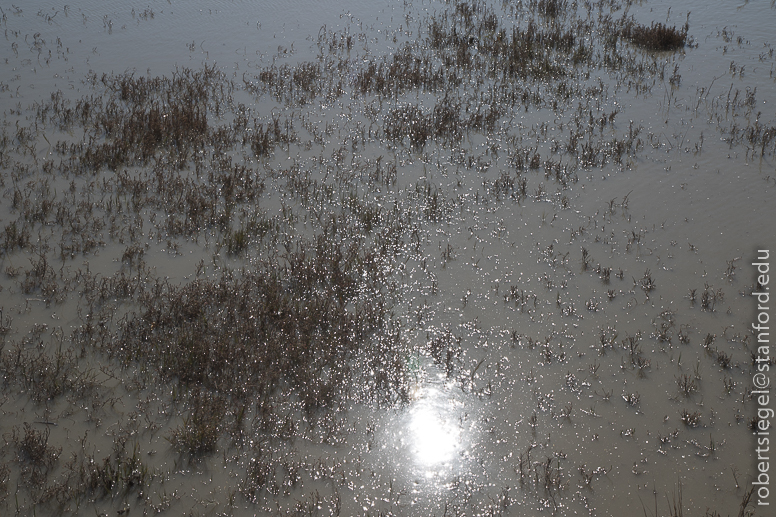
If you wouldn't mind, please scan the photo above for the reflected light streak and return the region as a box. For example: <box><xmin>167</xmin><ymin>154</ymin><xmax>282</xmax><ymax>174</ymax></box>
<box><xmin>409</xmin><ymin>386</ymin><xmax>460</xmax><ymax>466</ymax></box>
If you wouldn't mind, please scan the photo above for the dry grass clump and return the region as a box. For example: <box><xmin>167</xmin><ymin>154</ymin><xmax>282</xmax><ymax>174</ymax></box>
<box><xmin>19</xmin><ymin>253</ymin><xmax>59</xmax><ymax>299</ymax></box>
<box><xmin>255</xmin><ymin>62</ymin><xmax>331</xmax><ymax>105</ymax></box>
<box><xmin>681</xmin><ymin>409</ymin><xmax>702</xmax><ymax>428</ymax></box>
<box><xmin>534</xmin><ymin>0</ymin><xmax>568</xmax><ymax>19</ymax></box>
<box><xmin>1</xmin><ymin>221</ymin><xmax>31</xmax><ymax>254</ymax></box>
<box><xmin>89</xmin><ymin>101</ymin><xmax>206</xmax><ymax>168</ymax></box>
<box><xmin>76</xmin><ymin>441</ymin><xmax>149</xmax><ymax>497</ymax></box>
<box><xmin>0</xmin><ymin>463</ymin><xmax>8</xmax><ymax>502</ymax></box>
<box><xmin>169</xmin><ymin>389</ymin><xmax>227</xmax><ymax>456</ymax></box>
<box><xmin>242</xmin><ymin>450</ymin><xmax>276</xmax><ymax>500</ymax></box>
<box><xmin>384</xmin><ymin>97</ymin><xmax>500</xmax><ymax>149</ymax></box>
<box><xmin>487</xmin><ymin>170</ymin><xmax>526</xmax><ymax>201</ymax></box>
<box><xmin>496</xmin><ymin>21</ymin><xmax>575</xmax><ymax>78</ymax></box>
<box><xmin>385</xmin><ymin>104</ymin><xmax>433</xmax><ymax>149</ymax></box>
<box><xmin>111</xmin><ymin>233</ymin><xmax>406</xmax><ymax>428</ymax></box>
<box><xmin>676</xmin><ymin>374</ymin><xmax>698</xmax><ymax>397</ymax></box>
<box><xmin>742</xmin><ymin>122</ymin><xmax>776</xmax><ymax>157</ymax></box>
<box><xmin>355</xmin><ymin>43</ymin><xmax>450</xmax><ymax>95</ymax></box>
<box><xmin>1</xmin><ymin>343</ymin><xmax>99</xmax><ymax>403</ymax></box>
<box><xmin>428</xmin><ymin>3</ymin><xmax>575</xmax><ymax>79</ymax></box>
<box><xmin>620</xmin><ymin>20</ymin><xmax>688</xmax><ymax>51</ymax></box>
<box><xmin>48</xmin><ymin>65</ymin><xmax>232</xmax><ymax>173</ymax></box>
<box><xmin>249</xmin><ymin>115</ymin><xmax>296</xmax><ymax>158</ymax></box>
<box><xmin>37</xmin><ymin>439</ymin><xmax>151</xmax><ymax>507</ymax></box>
<box><xmin>428</xmin><ymin>329</ymin><xmax>462</xmax><ymax>377</ymax></box>
<box><xmin>428</xmin><ymin>1</ymin><xmax>496</xmax><ymax>52</ymax></box>
<box><xmin>9</xmin><ymin>423</ymin><xmax>61</xmax><ymax>487</ymax></box>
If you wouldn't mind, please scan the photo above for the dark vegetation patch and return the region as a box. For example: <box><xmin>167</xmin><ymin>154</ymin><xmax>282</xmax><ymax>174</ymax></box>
<box><xmin>31</xmin><ymin>439</ymin><xmax>151</xmax><ymax>509</ymax></box>
<box><xmin>50</xmin><ymin>66</ymin><xmax>229</xmax><ymax>172</ymax></box>
<box><xmin>0</xmin><ymin>342</ymin><xmax>99</xmax><ymax>403</ymax></box>
<box><xmin>168</xmin><ymin>389</ymin><xmax>227</xmax><ymax>456</ymax></box>
<box><xmin>111</xmin><ymin>235</ymin><xmax>405</xmax><ymax>416</ymax></box>
<box><xmin>355</xmin><ymin>43</ymin><xmax>454</xmax><ymax>96</ymax></box>
<box><xmin>534</xmin><ymin>0</ymin><xmax>568</xmax><ymax>19</ymax></box>
<box><xmin>427</xmin><ymin>4</ymin><xmax>576</xmax><ymax>79</ymax></box>
<box><xmin>620</xmin><ymin>20</ymin><xmax>689</xmax><ymax>51</ymax></box>
<box><xmin>9</xmin><ymin>423</ymin><xmax>61</xmax><ymax>487</ymax></box>
<box><xmin>384</xmin><ymin>97</ymin><xmax>501</xmax><ymax>149</ymax></box>
<box><xmin>249</xmin><ymin>116</ymin><xmax>296</xmax><ymax>158</ymax></box>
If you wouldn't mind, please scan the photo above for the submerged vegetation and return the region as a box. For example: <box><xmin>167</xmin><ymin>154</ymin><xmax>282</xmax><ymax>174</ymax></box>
<box><xmin>0</xmin><ymin>0</ymin><xmax>773</xmax><ymax>514</ymax></box>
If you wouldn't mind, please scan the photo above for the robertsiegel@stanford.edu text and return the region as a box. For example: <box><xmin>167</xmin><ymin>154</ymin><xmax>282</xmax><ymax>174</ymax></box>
<box><xmin>753</xmin><ymin>250</ymin><xmax>771</xmax><ymax>507</ymax></box>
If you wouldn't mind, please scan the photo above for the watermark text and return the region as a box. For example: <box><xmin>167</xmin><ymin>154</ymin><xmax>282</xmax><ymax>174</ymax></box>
<box><xmin>753</xmin><ymin>249</ymin><xmax>771</xmax><ymax>506</ymax></box>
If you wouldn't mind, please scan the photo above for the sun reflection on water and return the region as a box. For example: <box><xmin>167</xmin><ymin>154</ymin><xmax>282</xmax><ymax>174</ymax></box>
<box><xmin>408</xmin><ymin>382</ymin><xmax>462</xmax><ymax>468</ymax></box>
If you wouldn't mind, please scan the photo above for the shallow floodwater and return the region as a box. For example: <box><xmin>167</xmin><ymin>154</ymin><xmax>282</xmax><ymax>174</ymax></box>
<box><xmin>0</xmin><ymin>0</ymin><xmax>774</xmax><ymax>515</ymax></box>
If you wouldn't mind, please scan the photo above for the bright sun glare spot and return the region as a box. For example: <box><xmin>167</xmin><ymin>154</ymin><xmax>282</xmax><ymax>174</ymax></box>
<box><xmin>409</xmin><ymin>387</ymin><xmax>459</xmax><ymax>466</ymax></box>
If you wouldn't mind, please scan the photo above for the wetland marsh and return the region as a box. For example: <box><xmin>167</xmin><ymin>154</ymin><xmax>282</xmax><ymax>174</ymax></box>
<box><xmin>0</xmin><ymin>0</ymin><xmax>774</xmax><ymax>515</ymax></box>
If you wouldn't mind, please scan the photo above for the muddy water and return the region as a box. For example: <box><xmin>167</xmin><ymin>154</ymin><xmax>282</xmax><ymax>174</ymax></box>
<box><xmin>1</xmin><ymin>0</ymin><xmax>774</xmax><ymax>515</ymax></box>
